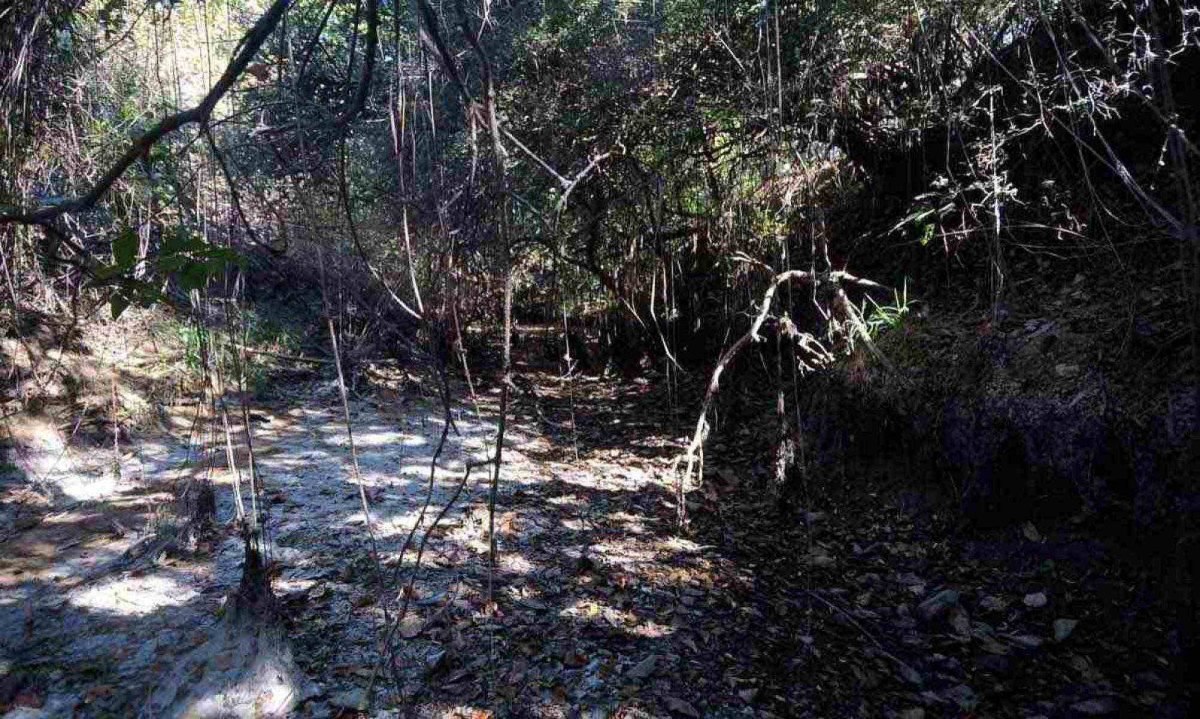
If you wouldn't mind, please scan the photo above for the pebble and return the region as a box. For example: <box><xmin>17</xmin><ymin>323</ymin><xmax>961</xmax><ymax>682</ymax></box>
<box><xmin>327</xmin><ymin>688</ymin><xmax>366</xmax><ymax>711</ymax></box>
<box><xmin>1070</xmin><ymin>697</ymin><xmax>1119</xmax><ymax>715</ymax></box>
<box><xmin>917</xmin><ymin>589</ymin><xmax>959</xmax><ymax>622</ymax></box>
<box><xmin>1053</xmin><ymin>618</ymin><xmax>1078</xmax><ymax>642</ymax></box>
<box><xmin>943</xmin><ymin>684</ymin><xmax>978</xmax><ymax>711</ymax></box>
<box><xmin>626</xmin><ymin>654</ymin><xmax>658</xmax><ymax>681</ymax></box>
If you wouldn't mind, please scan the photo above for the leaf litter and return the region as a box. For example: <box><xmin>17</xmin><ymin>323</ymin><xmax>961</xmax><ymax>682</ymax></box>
<box><xmin>0</xmin><ymin>369</ymin><xmax>1189</xmax><ymax>717</ymax></box>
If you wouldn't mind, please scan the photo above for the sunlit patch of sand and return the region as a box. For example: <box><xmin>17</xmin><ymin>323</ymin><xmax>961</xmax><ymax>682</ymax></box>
<box><xmin>558</xmin><ymin>597</ymin><xmax>676</xmax><ymax>638</ymax></box>
<box><xmin>69</xmin><ymin>574</ymin><xmax>198</xmax><ymax>616</ymax></box>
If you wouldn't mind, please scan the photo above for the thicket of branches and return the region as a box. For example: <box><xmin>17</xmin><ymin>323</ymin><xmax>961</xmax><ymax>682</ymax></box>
<box><xmin>3</xmin><ymin>0</ymin><xmax>1196</xmax><ymax>497</ymax></box>
<box><xmin>1</xmin><ymin>2</ymin><xmax>1192</xmax><ymax>342</ymax></box>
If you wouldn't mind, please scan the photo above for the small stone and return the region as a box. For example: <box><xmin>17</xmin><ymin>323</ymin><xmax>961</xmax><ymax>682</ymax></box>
<box><xmin>976</xmin><ymin>654</ymin><xmax>1011</xmax><ymax>675</ymax></box>
<box><xmin>803</xmin><ymin>548</ymin><xmax>835</xmax><ymax>567</ymax></box>
<box><xmin>306</xmin><ymin>703</ymin><xmax>335</xmax><ymax>719</ymax></box>
<box><xmin>917</xmin><ymin>589</ymin><xmax>959</xmax><ymax>622</ymax></box>
<box><xmin>1010</xmin><ymin>634</ymin><xmax>1044</xmax><ymax>653</ymax></box>
<box><xmin>626</xmin><ymin>654</ymin><xmax>658</xmax><ymax>681</ymax></box>
<box><xmin>425</xmin><ymin>649</ymin><xmax>447</xmax><ymax>673</ymax></box>
<box><xmin>663</xmin><ymin>696</ymin><xmax>700</xmax><ymax>717</ymax></box>
<box><xmin>895</xmin><ymin>661</ymin><xmax>924</xmax><ymax>686</ymax></box>
<box><xmin>1133</xmin><ymin>670</ymin><xmax>1167</xmax><ymax>690</ymax></box>
<box><xmin>978</xmin><ymin>636</ymin><xmax>1009</xmax><ymax>655</ymax></box>
<box><xmin>942</xmin><ymin>684</ymin><xmax>978</xmax><ymax>711</ymax></box>
<box><xmin>1023</xmin><ymin>591</ymin><xmax>1048</xmax><ymax>609</ymax></box>
<box><xmin>1053</xmin><ymin>618</ymin><xmax>1078</xmax><ymax>642</ymax></box>
<box><xmin>1070</xmin><ymin>697</ymin><xmax>1119</xmax><ymax>715</ymax></box>
<box><xmin>979</xmin><ymin>595</ymin><xmax>1006</xmax><ymax>613</ymax></box>
<box><xmin>328</xmin><ymin>688</ymin><xmax>367</xmax><ymax>711</ymax></box>
<box><xmin>1054</xmin><ymin>364</ymin><xmax>1080</xmax><ymax>378</ymax></box>
<box><xmin>949</xmin><ymin>607</ymin><xmax>972</xmax><ymax>636</ymax></box>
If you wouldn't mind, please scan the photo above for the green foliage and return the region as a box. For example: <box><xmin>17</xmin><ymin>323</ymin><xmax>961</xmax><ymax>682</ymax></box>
<box><xmin>175</xmin><ymin>321</ymin><xmax>206</xmax><ymax>372</ymax></box>
<box><xmin>0</xmin><ymin>457</ymin><xmax>25</xmax><ymax>482</ymax></box>
<box><xmin>91</xmin><ymin>227</ymin><xmax>245</xmax><ymax>319</ymax></box>
<box><xmin>860</xmin><ymin>281</ymin><xmax>914</xmax><ymax>339</ymax></box>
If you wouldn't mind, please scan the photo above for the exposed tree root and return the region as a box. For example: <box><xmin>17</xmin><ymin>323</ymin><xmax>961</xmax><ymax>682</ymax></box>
<box><xmin>143</xmin><ymin>540</ymin><xmax>301</xmax><ymax>719</ymax></box>
<box><xmin>673</xmin><ymin>267</ymin><xmax>889</xmax><ymax>528</ymax></box>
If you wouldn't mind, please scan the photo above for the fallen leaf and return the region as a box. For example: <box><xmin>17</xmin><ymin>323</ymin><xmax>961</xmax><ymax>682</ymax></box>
<box><xmin>949</xmin><ymin>607</ymin><xmax>972</xmax><ymax>636</ymax></box>
<box><xmin>1054</xmin><ymin>618</ymin><xmax>1078</xmax><ymax>642</ymax></box>
<box><xmin>84</xmin><ymin>685</ymin><xmax>116</xmax><ymax>703</ymax></box>
<box><xmin>917</xmin><ymin>589</ymin><xmax>959</xmax><ymax>622</ymax></box>
<box><xmin>626</xmin><ymin>654</ymin><xmax>658</xmax><ymax>680</ymax></box>
<box><xmin>1071</xmin><ymin>697</ymin><xmax>1119</xmax><ymax>715</ymax></box>
<box><xmin>664</xmin><ymin>696</ymin><xmax>700</xmax><ymax>717</ymax></box>
<box><xmin>400</xmin><ymin>617</ymin><xmax>424</xmax><ymax>639</ymax></box>
<box><xmin>563</xmin><ymin>649</ymin><xmax>588</xmax><ymax>668</ymax></box>
<box><xmin>14</xmin><ymin>690</ymin><xmax>44</xmax><ymax>709</ymax></box>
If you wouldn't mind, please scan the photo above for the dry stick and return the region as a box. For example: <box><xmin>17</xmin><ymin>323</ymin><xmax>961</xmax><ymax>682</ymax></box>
<box><xmin>456</xmin><ymin>4</ymin><xmax>514</xmax><ymax>698</ymax></box>
<box><xmin>326</xmin><ymin>316</ymin><xmax>388</xmax><ymax>588</ymax></box>
<box><xmin>385</xmin><ymin>372</ymin><xmax>453</xmax><ymax>697</ymax></box>
<box><xmin>647</xmin><ymin>256</ymin><xmax>684</xmax><ymax>372</ymax></box>
<box><xmin>195</xmin><ymin>303</ymin><xmax>227</xmax><ymax>517</ymax></box>
<box><xmin>110</xmin><ymin>369</ymin><xmax>121</xmax><ymax>480</ymax></box>
<box><xmin>452</xmin><ymin>300</ymin><xmax>482</xmax><ymax>413</ymax></box>
<box><xmin>220</xmin><ymin>288</ymin><xmax>264</xmax><ymax>541</ymax></box>
<box><xmin>310</xmin><ymin>241</ymin><xmax>397</xmax><ymax>707</ymax></box>
<box><xmin>401</xmin><ymin>207</ymin><xmax>424</xmax><ymax>315</ymax></box>
<box><xmin>210</xmin><ymin>335</ymin><xmax>248</xmax><ymax>524</ymax></box>
<box><xmin>335</xmin><ymin>0</ymin><xmax>379</xmax><ymax>127</ymax></box>
<box><xmin>674</xmin><ymin>267</ymin><xmax>892</xmax><ymax>528</ymax></box>
<box><xmin>371</xmin><ymin>305</ymin><xmax>498</xmax><ymax>704</ymax></box>
<box><xmin>380</xmin><ymin>363</ymin><xmax>454</xmax><ymax>626</ymax></box>
<box><xmin>202</xmin><ymin>124</ymin><xmax>281</xmax><ymax>256</ymax></box>
<box><xmin>674</xmin><ymin>331</ymin><xmax>752</xmax><ymax>529</ymax></box>
<box><xmin>337</xmin><ymin>136</ymin><xmax>423</xmax><ymax>321</ymax></box>
<box><xmin>988</xmin><ymin>91</ymin><xmax>1005</xmax><ymax>319</ymax></box>
<box><xmin>232</xmin><ymin>345</ymin><xmax>330</xmax><ymax>365</ymax></box>
<box><xmin>295</xmin><ymin>0</ymin><xmax>338</xmax><ymax>81</ymax></box>
<box><xmin>561</xmin><ymin>294</ymin><xmax>581</xmax><ymax>464</ymax></box>
<box><xmin>803</xmin><ymin>588</ymin><xmax>922</xmax><ymax>683</ymax></box>
<box><xmin>417</xmin><ymin>0</ymin><xmax>612</xmax><ymax>203</ymax></box>
<box><xmin>1144</xmin><ymin>0</ymin><xmax>1200</xmax><ymax>426</ymax></box>
<box><xmin>367</xmin><ymin>449</ymin><xmax>491</xmax><ymax>704</ymax></box>
<box><xmin>963</xmin><ymin>25</ymin><xmax>1181</xmax><ymax>235</ymax></box>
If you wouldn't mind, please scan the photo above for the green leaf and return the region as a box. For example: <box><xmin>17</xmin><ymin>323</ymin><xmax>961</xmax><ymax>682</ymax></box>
<box><xmin>156</xmin><ymin>255</ymin><xmax>186</xmax><ymax>272</ymax></box>
<box><xmin>178</xmin><ymin>261</ymin><xmax>209</xmax><ymax>291</ymax></box>
<box><xmin>163</xmin><ymin>227</ymin><xmax>206</xmax><ymax>256</ymax></box>
<box><xmin>113</xmin><ymin>228</ymin><xmax>138</xmax><ymax>268</ymax></box>
<box><xmin>110</xmin><ymin>293</ymin><xmax>131</xmax><ymax>320</ymax></box>
<box><xmin>92</xmin><ymin>263</ymin><xmax>125</xmax><ymax>281</ymax></box>
<box><xmin>204</xmin><ymin>256</ymin><xmax>229</xmax><ymax>274</ymax></box>
<box><xmin>162</xmin><ymin>228</ymin><xmax>189</xmax><ymax>256</ymax></box>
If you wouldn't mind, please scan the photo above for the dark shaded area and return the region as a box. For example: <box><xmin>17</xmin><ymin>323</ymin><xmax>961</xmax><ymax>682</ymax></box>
<box><xmin>516</xmin><ymin>362</ymin><xmax>1196</xmax><ymax>716</ymax></box>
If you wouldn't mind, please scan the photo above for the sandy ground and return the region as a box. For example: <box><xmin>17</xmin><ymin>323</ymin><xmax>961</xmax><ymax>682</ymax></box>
<box><xmin>1</xmin><ymin>377</ymin><xmax>691</xmax><ymax>718</ymax></box>
<box><xmin>6</xmin><ymin>372</ymin><xmax>1184</xmax><ymax>718</ymax></box>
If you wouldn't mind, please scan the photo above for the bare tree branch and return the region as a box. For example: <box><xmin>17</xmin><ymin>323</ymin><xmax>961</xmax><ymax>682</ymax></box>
<box><xmin>0</xmin><ymin>0</ymin><xmax>291</xmax><ymax>226</ymax></box>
